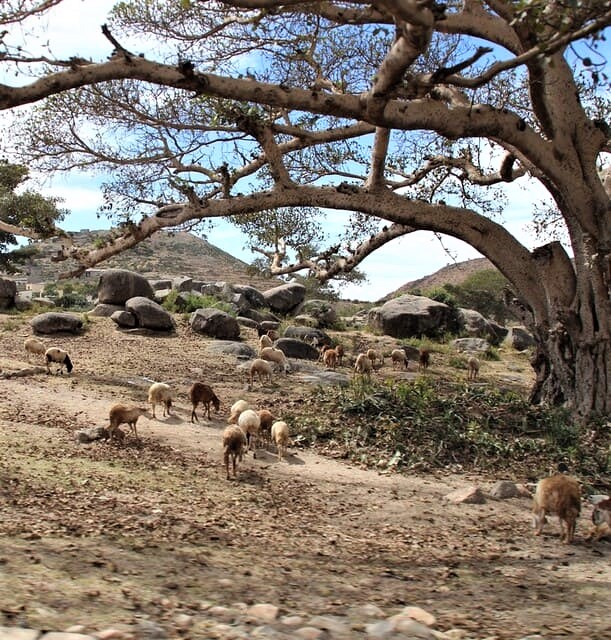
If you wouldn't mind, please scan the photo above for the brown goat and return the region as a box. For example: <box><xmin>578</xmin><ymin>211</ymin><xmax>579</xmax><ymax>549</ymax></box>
<box><xmin>189</xmin><ymin>382</ymin><xmax>221</xmax><ymax>422</ymax></box>
<box><xmin>418</xmin><ymin>348</ymin><xmax>431</xmax><ymax>372</ymax></box>
<box><xmin>533</xmin><ymin>473</ymin><xmax>581</xmax><ymax>544</ymax></box>
<box><xmin>222</xmin><ymin>425</ymin><xmax>247</xmax><ymax>480</ymax></box>
<box><xmin>467</xmin><ymin>356</ymin><xmax>480</xmax><ymax>381</ymax></box>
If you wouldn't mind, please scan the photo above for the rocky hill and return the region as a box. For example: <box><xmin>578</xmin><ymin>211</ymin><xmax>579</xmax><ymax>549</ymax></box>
<box><xmin>13</xmin><ymin>229</ymin><xmax>279</xmax><ymax>291</ymax></box>
<box><xmin>383</xmin><ymin>257</ymin><xmax>495</xmax><ymax>300</ymax></box>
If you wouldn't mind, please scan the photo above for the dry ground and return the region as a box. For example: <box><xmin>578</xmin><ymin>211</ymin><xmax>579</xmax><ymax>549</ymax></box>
<box><xmin>0</xmin><ymin>316</ymin><xmax>609</xmax><ymax>639</ymax></box>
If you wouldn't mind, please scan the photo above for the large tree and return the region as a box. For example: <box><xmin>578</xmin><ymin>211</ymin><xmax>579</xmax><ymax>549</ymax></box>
<box><xmin>0</xmin><ymin>1</ymin><xmax>609</xmax><ymax>420</ymax></box>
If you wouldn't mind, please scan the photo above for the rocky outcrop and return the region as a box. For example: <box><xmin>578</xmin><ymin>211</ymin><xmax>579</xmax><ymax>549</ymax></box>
<box><xmin>190</xmin><ymin>308</ymin><xmax>240</xmax><ymax>340</ymax></box>
<box><xmin>97</xmin><ymin>269</ymin><xmax>155</xmax><ymax>305</ymax></box>
<box><xmin>262</xmin><ymin>282</ymin><xmax>306</xmax><ymax>314</ymax></box>
<box><xmin>368</xmin><ymin>294</ymin><xmax>459</xmax><ymax>339</ymax></box>
<box><xmin>124</xmin><ymin>297</ymin><xmax>175</xmax><ymax>331</ymax></box>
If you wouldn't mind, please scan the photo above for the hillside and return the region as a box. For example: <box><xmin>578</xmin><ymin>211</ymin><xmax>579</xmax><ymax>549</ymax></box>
<box><xmin>13</xmin><ymin>229</ymin><xmax>279</xmax><ymax>290</ymax></box>
<box><xmin>383</xmin><ymin>257</ymin><xmax>495</xmax><ymax>300</ymax></box>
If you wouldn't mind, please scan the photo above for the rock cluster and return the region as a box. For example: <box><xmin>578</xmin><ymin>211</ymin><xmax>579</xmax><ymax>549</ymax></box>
<box><xmin>0</xmin><ymin>600</ymin><xmax>546</xmax><ymax>640</ymax></box>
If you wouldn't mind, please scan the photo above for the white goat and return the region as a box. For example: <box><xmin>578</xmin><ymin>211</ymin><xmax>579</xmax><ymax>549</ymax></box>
<box><xmin>250</xmin><ymin>358</ymin><xmax>273</xmax><ymax>386</ymax></box>
<box><xmin>24</xmin><ymin>337</ymin><xmax>46</xmax><ymax>361</ymax></box>
<box><xmin>354</xmin><ymin>353</ymin><xmax>373</xmax><ymax>377</ymax></box>
<box><xmin>147</xmin><ymin>382</ymin><xmax>173</xmax><ymax>418</ymax></box>
<box><xmin>467</xmin><ymin>356</ymin><xmax>480</xmax><ymax>381</ymax></box>
<box><xmin>271</xmin><ymin>420</ymin><xmax>290</xmax><ymax>461</ymax></box>
<box><xmin>228</xmin><ymin>399</ymin><xmax>250</xmax><ymax>424</ymax></box>
<box><xmin>238</xmin><ymin>408</ymin><xmax>261</xmax><ymax>457</ymax></box>
<box><xmin>259</xmin><ymin>346</ymin><xmax>290</xmax><ymax>374</ymax></box>
<box><xmin>258</xmin><ymin>334</ymin><xmax>273</xmax><ymax>351</ymax></box>
<box><xmin>45</xmin><ymin>347</ymin><xmax>74</xmax><ymax>374</ymax></box>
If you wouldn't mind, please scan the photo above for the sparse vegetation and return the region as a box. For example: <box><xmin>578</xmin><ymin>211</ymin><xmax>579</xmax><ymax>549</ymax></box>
<box><xmin>291</xmin><ymin>378</ymin><xmax>609</xmax><ymax>482</ymax></box>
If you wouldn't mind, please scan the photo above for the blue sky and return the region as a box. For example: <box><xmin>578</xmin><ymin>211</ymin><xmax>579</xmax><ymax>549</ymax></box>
<box><xmin>1</xmin><ymin>0</ymin><xmax>567</xmax><ymax>300</ymax></box>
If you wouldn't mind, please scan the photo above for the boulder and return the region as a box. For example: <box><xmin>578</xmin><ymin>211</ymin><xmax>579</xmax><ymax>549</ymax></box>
<box><xmin>283</xmin><ymin>325</ymin><xmax>332</xmax><ymax>346</ymax></box>
<box><xmin>31</xmin><ymin>312</ymin><xmax>83</xmax><ymax>335</ymax></box>
<box><xmin>232</xmin><ymin>284</ymin><xmax>266</xmax><ymax>309</ymax></box>
<box><xmin>204</xmin><ymin>341</ymin><xmax>256</xmax><ymax>359</ymax></box>
<box><xmin>110</xmin><ymin>310</ymin><xmax>137</xmax><ymax>328</ymax></box>
<box><xmin>458</xmin><ymin>308</ymin><xmax>507</xmax><ymax>346</ymax></box>
<box><xmin>149</xmin><ymin>279</ymin><xmax>173</xmax><ymax>291</ymax></box>
<box><xmin>89</xmin><ymin>303</ymin><xmax>124</xmax><ymax>317</ymax></box>
<box><xmin>262</xmin><ymin>282</ymin><xmax>306</xmax><ymax>314</ymax></box>
<box><xmin>125</xmin><ymin>296</ymin><xmax>175</xmax><ymax>331</ymax></box>
<box><xmin>236</xmin><ymin>316</ymin><xmax>260</xmax><ymax>329</ymax></box>
<box><xmin>240</xmin><ymin>308</ymin><xmax>281</xmax><ymax>324</ymax></box>
<box><xmin>294</xmin><ymin>299</ymin><xmax>338</xmax><ymax>328</ymax></box>
<box><xmin>97</xmin><ymin>269</ymin><xmax>155</xmax><ymax>305</ymax></box>
<box><xmin>368</xmin><ymin>294</ymin><xmax>459</xmax><ymax>339</ymax></box>
<box><xmin>173</xmin><ymin>276</ymin><xmax>193</xmax><ymax>292</ymax></box>
<box><xmin>294</xmin><ymin>314</ymin><xmax>319</xmax><ymax>328</ymax></box>
<box><xmin>0</xmin><ymin>278</ymin><xmax>17</xmax><ymax>310</ymax></box>
<box><xmin>506</xmin><ymin>326</ymin><xmax>535</xmax><ymax>351</ymax></box>
<box><xmin>274</xmin><ymin>338</ymin><xmax>320</xmax><ymax>360</ymax></box>
<box><xmin>452</xmin><ymin>337</ymin><xmax>490</xmax><ymax>353</ymax></box>
<box><xmin>190</xmin><ymin>308</ymin><xmax>240</xmax><ymax>340</ymax></box>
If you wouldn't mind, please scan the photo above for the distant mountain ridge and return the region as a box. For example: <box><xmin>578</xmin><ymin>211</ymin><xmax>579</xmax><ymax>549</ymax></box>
<box><xmin>13</xmin><ymin>229</ymin><xmax>279</xmax><ymax>290</ymax></box>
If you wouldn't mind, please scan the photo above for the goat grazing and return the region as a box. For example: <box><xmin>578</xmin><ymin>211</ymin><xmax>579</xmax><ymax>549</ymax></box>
<box><xmin>323</xmin><ymin>347</ymin><xmax>339</xmax><ymax>370</ymax></box>
<box><xmin>238</xmin><ymin>408</ymin><xmax>261</xmax><ymax>457</ymax></box>
<box><xmin>108</xmin><ymin>403</ymin><xmax>149</xmax><ymax>440</ymax></box>
<box><xmin>250</xmin><ymin>358</ymin><xmax>273</xmax><ymax>385</ymax></box>
<box><xmin>467</xmin><ymin>356</ymin><xmax>480</xmax><ymax>381</ymax></box>
<box><xmin>45</xmin><ymin>347</ymin><xmax>74</xmax><ymax>374</ymax></box>
<box><xmin>335</xmin><ymin>343</ymin><xmax>345</xmax><ymax>366</ymax></box>
<box><xmin>147</xmin><ymin>382</ymin><xmax>173</xmax><ymax>418</ymax></box>
<box><xmin>228</xmin><ymin>399</ymin><xmax>250</xmax><ymax>424</ymax></box>
<box><xmin>189</xmin><ymin>382</ymin><xmax>220</xmax><ymax>422</ymax></box>
<box><xmin>257</xmin><ymin>408</ymin><xmax>275</xmax><ymax>444</ymax></box>
<box><xmin>586</xmin><ymin>498</ymin><xmax>611</xmax><ymax>542</ymax></box>
<box><xmin>259</xmin><ymin>346</ymin><xmax>290</xmax><ymax>374</ymax></box>
<box><xmin>390</xmin><ymin>348</ymin><xmax>409</xmax><ymax>370</ymax></box>
<box><xmin>222</xmin><ymin>425</ymin><xmax>248</xmax><ymax>480</ymax></box>
<box><xmin>271</xmin><ymin>420</ymin><xmax>290</xmax><ymax>461</ymax></box>
<box><xmin>259</xmin><ymin>333</ymin><xmax>273</xmax><ymax>351</ymax></box>
<box><xmin>532</xmin><ymin>473</ymin><xmax>581</xmax><ymax>544</ymax></box>
<box><xmin>418</xmin><ymin>348</ymin><xmax>431</xmax><ymax>372</ymax></box>
<box><xmin>24</xmin><ymin>337</ymin><xmax>46</xmax><ymax>361</ymax></box>
<box><xmin>354</xmin><ymin>353</ymin><xmax>373</xmax><ymax>377</ymax></box>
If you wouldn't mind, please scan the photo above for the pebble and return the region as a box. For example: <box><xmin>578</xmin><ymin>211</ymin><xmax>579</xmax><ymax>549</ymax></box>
<box><xmin>0</xmin><ymin>602</ymin><xmax>567</xmax><ymax>640</ymax></box>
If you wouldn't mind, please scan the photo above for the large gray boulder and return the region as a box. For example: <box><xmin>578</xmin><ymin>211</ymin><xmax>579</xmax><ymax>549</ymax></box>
<box><xmin>368</xmin><ymin>294</ymin><xmax>459</xmax><ymax>339</ymax></box>
<box><xmin>190</xmin><ymin>308</ymin><xmax>240</xmax><ymax>340</ymax></box>
<box><xmin>110</xmin><ymin>309</ymin><xmax>137</xmax><ymax>328</ymax></box>
<box><xmin>0</xmin><ymin>278</ymin><xmax>17</xmax><ymax>310</ymax></box>
<box><xmin>240</xmin><ymin>308</ymin><xmax>281</xmax><ymax>324</ymax></box>
<box><xmin>262</xmin><ymin>282</ymin><xmax>306</xmax><ymax>314</ymax></box>
<box><xmin>98</xmin><ymin>269</ymin><xmax>155</xmax><ymax>305</ymax></box>
<box><xmin>89</xmin><ymin>303</ymin><xmax>124</xmax><ymax>317</ymax></box>
<box><xmin>458</xmin><ymin>308</ymin><xmax>504</xmax><ymax>345</ymax></box>
<box><xmin>125</xmin><ymin>296</ymin><xmax>175</xmax><ymax>331</ymax></box>
<box><xmin>274</xmin><ymin>338</ymin><xmax>320</xmax><ymax>360</ymax></box>
<box><xmin>506</xmin><ymin>326</ymin><xmax>535</xmax><ymax>351</ymax></box>
<box><xmin>31</xmin><ymin>312</ymin><xmax>83</xmax><ymax>335</ymax></box>
<box><xmin>204</xmin><ymin>341</ymin><xmax>256</xmax><ymax>358</ymax></box>
<box><xmin>452</xmin><ymin>337</ymin><xmax>490</xmax><ymax>353</ymax></box>
<box><xmin>233</xmin><ymin>285</ymin><xmax>266</xmax><ymax>309</ymax></box>
<box><xmin>294</xmin><ymin>299</ymin><xmax>338</xmax><ymax>328</ymax></box>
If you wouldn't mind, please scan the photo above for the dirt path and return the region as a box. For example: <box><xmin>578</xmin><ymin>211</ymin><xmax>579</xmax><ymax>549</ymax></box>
<box><xmin>0</xmin><ymin>319</ymin><xmax>609</xmax><ymax>638</ymax></box>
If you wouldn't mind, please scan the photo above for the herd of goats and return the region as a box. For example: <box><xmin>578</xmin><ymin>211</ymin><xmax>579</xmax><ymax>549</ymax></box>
<box><xmin>21</xmin><ymin>329</ymin><xmax>610</xmax><ymax>546</ymax></box>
